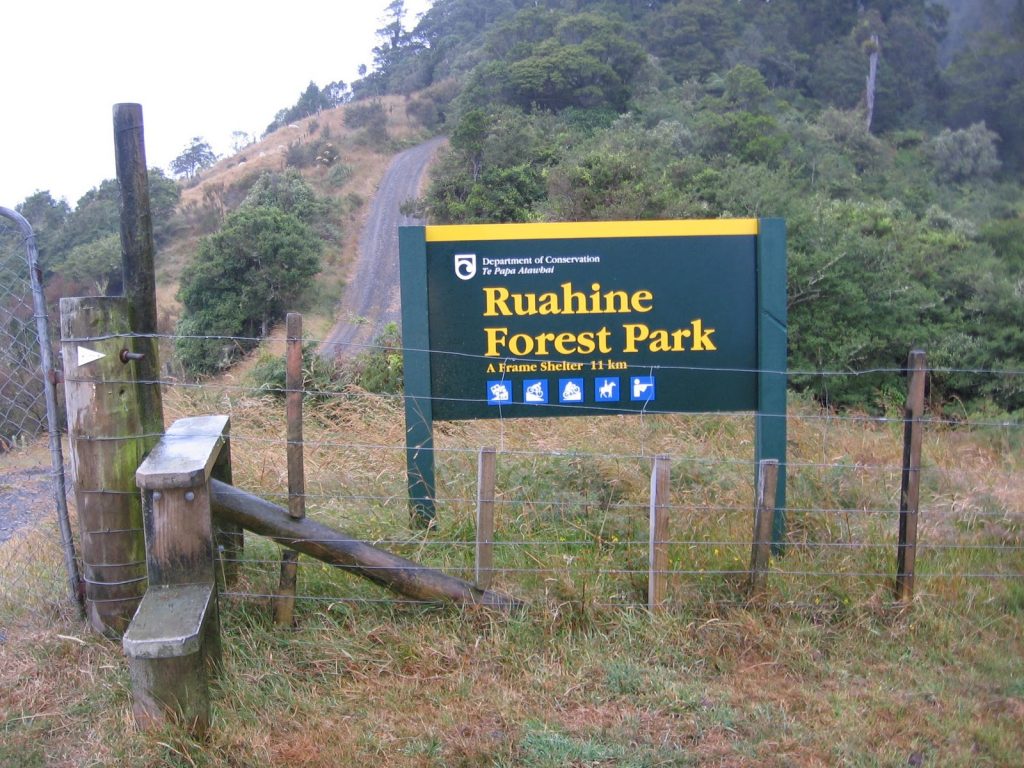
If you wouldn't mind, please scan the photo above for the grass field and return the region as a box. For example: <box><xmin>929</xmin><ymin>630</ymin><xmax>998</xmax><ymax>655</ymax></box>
<box><xmin>1</xmin><ymin>387</ymin><xmax>1021</xmax><ymax>767</ymax></box>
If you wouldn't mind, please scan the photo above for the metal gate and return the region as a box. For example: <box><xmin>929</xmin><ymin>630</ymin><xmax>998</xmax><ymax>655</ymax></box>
<box><xmin>0</xmin><ymin>206</ymin><xmax>80</xmax><ymax>616</ymax></box>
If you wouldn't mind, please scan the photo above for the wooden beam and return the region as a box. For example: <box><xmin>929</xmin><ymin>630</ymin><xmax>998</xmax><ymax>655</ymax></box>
<box><xmin>112</xmin><ymin>103</ymin><xmax>164</xmax><ymax>451</ymax></box>
<box><xmin>211</xmin><ymin>420</ymin><xmax>241</xmax><ymax>586</ymax></box>
<box><xmin>275</xmin><ymin>312</ymin><xmax>305</xmax><ymax>626</ymax></box>
<box><xmin>210</xmin><ymin>480</ymin><xmax>519</xmax><ymax>610</ymax></box>
<box><xmin>112</xmin><ymin>104</ymin><xmax>157</xmax><ymax>334</ymax></box>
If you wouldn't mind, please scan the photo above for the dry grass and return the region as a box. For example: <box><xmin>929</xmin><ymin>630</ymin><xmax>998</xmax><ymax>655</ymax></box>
<box><xmin>2</xmin><ymin>389</ymin><xmax>1021</xmax><ymax>766</ymax></box>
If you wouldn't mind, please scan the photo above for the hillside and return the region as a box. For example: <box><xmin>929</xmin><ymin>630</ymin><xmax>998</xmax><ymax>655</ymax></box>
<box><xmin>4</xmin><ymin>0</ymin><xmax>1021</xmax><ymax>411</ymax></box>
<box><xmin>2</xmin><ymin>4</ymin><xmax>1023</xmax><ymax>764</ymax></box>
<box><xmin>365</xmin><ymin>0</ymin><xmax>1024</xmax><ymax>416</ymax></box>
<box><xmin>157</xmin><ymin>93</ymin><xmax>437</xmax><ymax>341</ymax></box>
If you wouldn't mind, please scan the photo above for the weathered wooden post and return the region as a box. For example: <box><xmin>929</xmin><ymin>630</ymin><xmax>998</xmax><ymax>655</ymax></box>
<box><xmin>895</xmin><ymin>350</ymin><xmax>926</xmax><ymax>602</ymax></box>
<box><xmin>61</xmin><ymin>298</ymin><xmax>150</xmax><ymax>636</ymax></box>
<box><xmin>648</xmin><ymin>455</ymin><xmax>671</xmax><ymax>612</ymax></box>
<box><xmin>475</xmin><ymin>447</ymin><xmax>496</xmax><ymax>590</ymax></box>
<box><xmin>749</xmin><ymin>459</ymin><xmax>779</xmax><ymax>598</ymax></box>
<box><xmin>59</xmin><ymin>104</ymin><xmax>166</xmax><ymax>636</ymax></box>
<box><xmin>123</xmin><ymin>415</ymin><xmax>229</xmax><ymax>737</ymax></box>
<box><xmin>112</xmin><ymin>102</ymin><xmax>164</xmax><ymax>443</ymax></box>
<box><xmin>274</xmin><ymin>313</ymin><xmax>305</xmax><ymax>626</ymax></box>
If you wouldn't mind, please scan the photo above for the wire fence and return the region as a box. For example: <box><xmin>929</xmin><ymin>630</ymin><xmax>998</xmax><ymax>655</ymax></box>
<box><xmin>0</xmin><ymin>220</ymin><xmax>47</xmax><ymax>446</ymax></box>
<box><xmin>2</xmin><ymin>315</ymin><xmax>1022</xmax><ymax>625</ymax></box>
<box><xmin>0</xmin><ymin>212</ymin><xmax>78</xmax><ymax>625</ymax></box>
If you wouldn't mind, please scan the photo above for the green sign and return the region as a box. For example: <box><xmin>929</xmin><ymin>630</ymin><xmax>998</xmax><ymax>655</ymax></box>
<box><xmin>399</xmin><ymin>220</ymin><xmax>787</xmax><ymax>531</ymax></box>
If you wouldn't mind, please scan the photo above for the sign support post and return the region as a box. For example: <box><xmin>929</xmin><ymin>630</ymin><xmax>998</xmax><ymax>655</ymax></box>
<box><xmin>755</xmin><ymin>219</ymin><xmax>788</xmax><ymax>548</ymax></box>
<box><xmin>399</xmin><ymin>227</ymin><xmax>436</xmax><ymax>526</ymax></box>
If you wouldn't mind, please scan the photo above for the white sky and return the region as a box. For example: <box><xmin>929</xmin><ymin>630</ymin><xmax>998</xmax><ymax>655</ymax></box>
<box><xmin>1</xmin><ymin>0</ymin><xmax>433</xmax><ymax>209</ymax></box>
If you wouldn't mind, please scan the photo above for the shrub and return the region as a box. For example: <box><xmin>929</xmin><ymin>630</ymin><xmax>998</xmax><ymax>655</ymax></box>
<box><xmin>341</xmin><ymin>323</ymin><xmax>403</xmax><ymax>394</ymax></box>
<box><xmin>248</xmin><ymin>343</ymin><xmax>341</xmax><ymax>400</ymax></box>
<box><xmin>929</xmin><ymin>122</ymin><xmax>1002</xmax><ymax>183</ymax></box>
<box><xmin>175</xmin><ymin>206</ymin><xmax>321</xmax><ymax>375</ymax></box>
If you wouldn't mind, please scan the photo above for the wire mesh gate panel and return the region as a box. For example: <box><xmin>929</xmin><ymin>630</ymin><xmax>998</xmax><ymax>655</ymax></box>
<box><xmin>0</xmin><ymin>211</ymin><xmax>77</xmax><ymax>622</ymax></box>
<box><xmin>0</xmin><ymin>220</ymin><xmax>47</xmax><ymax>445</ymax></box>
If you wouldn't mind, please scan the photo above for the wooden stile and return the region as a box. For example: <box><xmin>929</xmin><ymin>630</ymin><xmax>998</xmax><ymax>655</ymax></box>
<box><xmin>895</xmin><ymin>350</ymin><xmax>927</xmax><ymax>602</ymax></box>
<box><xmin>476</xmin><ymin>447</ymin><xmax>496</xmax><ymax>589</ymax></box>
<box><xmin>648</xmin><ymin>455</ymin><xmax>671</xmax><ymax>612</ymax></box>
<box><xmin>125</xmin><ymin>415</ymin><xmax>229</xmax><ymax>737</ymax></box>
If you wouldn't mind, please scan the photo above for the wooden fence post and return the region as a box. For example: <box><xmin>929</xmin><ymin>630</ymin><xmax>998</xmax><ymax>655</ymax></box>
<box><xmin>648</xmin><ymin>455</ymin><xmax>671</xmax><ymax>612</ymax></box>
<box><xmin>60</xmin><ymin>297</ymin><xmax>151</xmax><ymax>637</ymax></box>
<box><xmin>476</xmin><ymin>447</ymin><xmax>496</xmax><ymax>590</ymax></box>
<box><xmin>111</xmin><ymin>102</ymin><xmax>164</xmax><ymax>484</ymax></box>
<box><xmin>749</xmin><ymin>459</ymin><xmax>779</xmax><ymax>598</ymax></box>
<box><xmin>111</xmin><ymin>103</ymin><xmax>163</xmax><ymax>430</ymax></box>
<box><xmin>895</xmin><ymin>350</ymin><xmax>926</xmax><ymax>602</ymax></box>
<box><xmin>274</xmin><ymin>313</ymin><xmax>305</xmax><ymax>626</ymax></box>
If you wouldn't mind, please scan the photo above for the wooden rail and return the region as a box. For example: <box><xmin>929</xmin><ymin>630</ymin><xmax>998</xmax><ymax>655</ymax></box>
<box><xmin>210</xmin><ymin>480</ymin><xmax>519</xmax><ymax>610</ymax></box>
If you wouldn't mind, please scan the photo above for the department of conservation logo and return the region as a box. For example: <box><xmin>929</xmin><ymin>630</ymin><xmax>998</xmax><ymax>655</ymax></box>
<box><xmin>454</xmin><ymin>253</ymin><xmax>477</xmax><ymax>281</ymax></box>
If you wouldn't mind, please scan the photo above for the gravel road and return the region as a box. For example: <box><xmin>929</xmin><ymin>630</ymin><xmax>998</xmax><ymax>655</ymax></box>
<box><xmin>322</xmin><ymin>136</ymin><xmax>446</xmax><ymax>359</ymax></box>
<box><xmin>0</xmin><ymin>466</ymin><xmax>53</xmax><ymax>544</ymax></box>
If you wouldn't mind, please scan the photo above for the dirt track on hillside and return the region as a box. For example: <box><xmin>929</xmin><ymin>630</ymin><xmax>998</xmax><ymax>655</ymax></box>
<box><xmin>321</xmin><ymin>136</ymin><xmax>445</xmax><ymax>359</ymax></box>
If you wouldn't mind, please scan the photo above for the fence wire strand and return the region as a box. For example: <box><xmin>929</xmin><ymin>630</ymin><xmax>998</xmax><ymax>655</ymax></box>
<box><xmin>2</xmin><ymin>313</ymin><xmax>1022</xmax><ymax>621</ymax></box>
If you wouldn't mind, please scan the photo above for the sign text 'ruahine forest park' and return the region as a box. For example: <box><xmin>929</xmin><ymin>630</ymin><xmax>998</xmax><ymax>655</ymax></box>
<box><xmin>399</xmin><ymin>219</ymin><xmax>787</xmax><ymax>528</ymax></box>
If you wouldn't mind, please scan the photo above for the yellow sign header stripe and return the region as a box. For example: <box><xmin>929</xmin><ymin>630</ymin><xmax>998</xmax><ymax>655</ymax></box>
<box><xmin>424</xmin><ymin>219</ymin><xmax>759</xmax><ymax>242</ymax></box>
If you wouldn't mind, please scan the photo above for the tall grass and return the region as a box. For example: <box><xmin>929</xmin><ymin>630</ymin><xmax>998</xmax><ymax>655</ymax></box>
<box><xmin>1</xmin><ymin>388</ymin><xmax>1021</xmax><ymax>766</ymax></box>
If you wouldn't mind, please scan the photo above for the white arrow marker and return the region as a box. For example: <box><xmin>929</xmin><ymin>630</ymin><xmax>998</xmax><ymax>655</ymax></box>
<box><xmin>77</xmin><ymin>346</ymin><xmax>106</xmax><ymax>367</ymax></box>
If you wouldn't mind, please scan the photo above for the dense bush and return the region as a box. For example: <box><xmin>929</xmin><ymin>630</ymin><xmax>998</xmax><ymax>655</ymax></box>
<box><xmin>417</xmin><ymin>93</ymin><xmax>1023</xmax><ymax>413</ymax></box>
<box><xmin>342</xmin><ymin>323</ymin><xmax>404</xmax><ymax>394</ymax></box>
<box><xmin>246</xmin><ymin>324</ymin><xmax>404</xmax><ymax>400</ymax></box>
<box><xmin>175</xmin><ymin>205</ymin><xmax>321</xmax><ymax>375</ymax></box>
<box><xmin>248</xmin><ymin>343</ymin><xmax>341</xmax><ymax>400</ymax></box>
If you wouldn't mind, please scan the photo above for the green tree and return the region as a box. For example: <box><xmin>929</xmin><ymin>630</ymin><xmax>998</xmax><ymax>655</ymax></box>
<box><xmin>60</xmin><ymin>233</ymin><xmax>120</xmax><ymax>294</ymax></box>
<box><xmin>175</xmin><ymin>206</ymin><xmax>321</xmax><ymax>374</ymax></box>
<box><xmin>647</xmin><ymin>0</ymin><xmax>736</xmax><ymax>83</ymax></box>
<box><xmin>242</xmin><ymin>170</ymin><xmax>335</xmax><ymax>240</ymax></box>
<box><xmin>945</xmin><ymin>9</ymin><xmax>1024</xmax><ymax>172</ymax></box>
<box><xmin>463</xmin><ymin>10</ymin><xmax>644</xmax><ymax>113</ymax></box>
<box><xmin>419</xmin><ymin>106</ymin><xmax>555</xmax><ymax>222</ymax></box>
<box><xmin>929</xmin><ymin>122</ymin><xmax>1002</xmax><ymax>182</ymax></box>
<box><xmin>264</xmin><ymin>81</ymin><xmax>350</xmax><ymax>134</ymax></box>
<box><xmin>15</xmin><ymin>191</ymin><xmax>69</xmax><ymax>268</ymax></box>
<box><xmin>170</xmin><ymin>137</ymin><xmax>217</xmax><ymax>179</ymax></box>
<box><xmin>147</xmin><ymin>168</ymin><xmax>183</xmax><ymax>246</ymax></box>
<box><xmin>33</xmin><ymin>171</ymin><xmax>179</xmax><ymax>289</ymax></box>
